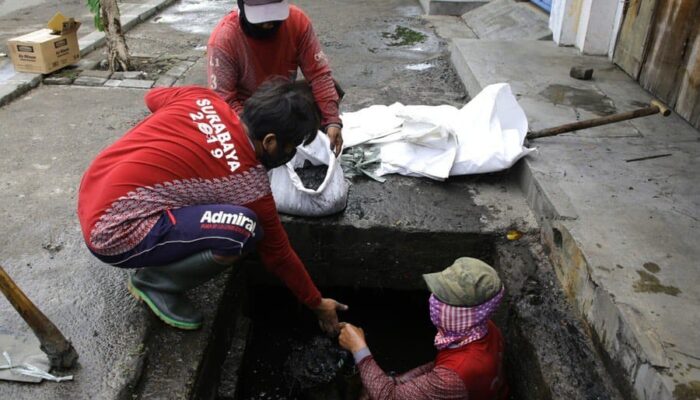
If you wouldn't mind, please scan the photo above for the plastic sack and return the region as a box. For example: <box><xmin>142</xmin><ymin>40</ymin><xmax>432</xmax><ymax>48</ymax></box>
<box><xmin>343</xmin><ymin>83</ymin><xmax>534</xmax><ymax>180</ymax></box>
<box><xmin>269</xmin><ymin>133</ymin><xmax>349</xmax><ymax>217</ymax></box>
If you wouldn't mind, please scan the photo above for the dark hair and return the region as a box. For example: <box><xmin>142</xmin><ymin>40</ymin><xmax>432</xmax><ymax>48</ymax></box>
<box><xmin>242</xmin><ymin>78</ymin><xmax>320</xmax><ymax>147</ymax></box>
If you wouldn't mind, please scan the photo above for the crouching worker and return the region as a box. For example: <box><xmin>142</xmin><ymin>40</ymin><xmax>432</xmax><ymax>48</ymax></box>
<box><xmin>77</xmin><ymin>80</ymin><xmax>346</xmax><ymax>332</ymax></box>
<box><xmin>339</xmin><ymin>258</ymin><xmax>508</xmax><ymax>400</ymax></box>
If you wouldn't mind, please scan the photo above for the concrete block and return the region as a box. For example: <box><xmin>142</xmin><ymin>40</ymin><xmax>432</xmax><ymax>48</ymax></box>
<box><xmin>154</xmin><ymin>75</ymin><xmax>177</xmax><ymax>88</ymax></box>
<box><xmin>570</xmin><ymin>66</ymin><xmax>594</xmax><ymax>80</ymax></box>
<box><xmin>73</xmin><ymin>76</ymin><xmax>108</xmax><ymax>86</ymax></box>
<box><xmin>0</xmin><ymin>84</ymin><xmax>21</xmax><ymax>106</ymax></box>
<box><xmin>79</xmin><ymin>69</ymin><xmax>113</xmax><ymax>79</ymax></box>
<box><xmin>103</xmin><ymin>79</ymin><xmax>122</xmax><ymax>87</ymax></box>
<box><xmin>462</xmin><ymin>0</ymin><xmax>550</xmax><ymax>40</ymax></box>
<box><xmin>120</xmin><ymin>79</ymin><xmax>154</xmax><ymax>89</ymax></box>
<box><xmin>123</xmin><ymin>71</ymin><xmax>147</xmax><ymax>80</ymax></box>
<box><xmin>44</xmin><ymin>76</ymin><xmax>75</xmax><ymax>85</ymax></box>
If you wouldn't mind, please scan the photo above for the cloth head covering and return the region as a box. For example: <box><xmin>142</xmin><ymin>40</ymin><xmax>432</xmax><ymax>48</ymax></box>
<box><xmin>429</xmin><ymin>287</ymin><xmax>504</xmax><ymax>350</ymax></box>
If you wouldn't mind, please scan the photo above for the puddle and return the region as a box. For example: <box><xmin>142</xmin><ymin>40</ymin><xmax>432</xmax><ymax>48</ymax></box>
<box><xmin>153</xmin><ymin>0</ymin><xmax>233</xmax><ymax>35</ymax></box>
<box><xmin>539</xmin><ymin>84</ymin><xmax>617</xmax><ymax>116</ymax></box>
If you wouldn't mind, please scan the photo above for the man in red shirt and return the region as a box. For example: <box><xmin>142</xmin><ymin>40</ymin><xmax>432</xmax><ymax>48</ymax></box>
<box><xmin>208</xmin><ymin>0</ymin><xmax>344</xmax><ymax>156</ymax></box>
<box><xmin>77</xmin><ymin>80</ymin><xmax>346</xmax><ymax>332</ymax></box>
<box><xmin>339</xmin><ymin>258</ymin><xmax>508</xmax><ymax>400</ymax></box>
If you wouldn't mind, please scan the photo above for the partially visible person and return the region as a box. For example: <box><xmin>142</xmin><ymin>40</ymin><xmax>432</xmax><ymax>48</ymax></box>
<box><xmin>339</xmin><ymin>258</ymin><xmax>508</xmax><ymax>400</ymax></box>
<box><xmin>77</xmin><ymin>80</ymin><xmax>346</xmax><ymax>333</ymax></box>
<box><xmin>208</xmin><ymin>0</ymin><xmax>344</xmax><ymax>155</ymax></box>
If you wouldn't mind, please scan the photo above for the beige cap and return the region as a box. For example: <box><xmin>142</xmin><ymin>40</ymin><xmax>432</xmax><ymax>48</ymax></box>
<box><xmin>423</xmin><ymin>257</ymin><xmax>502</xmax><ymax>306</ymax></box>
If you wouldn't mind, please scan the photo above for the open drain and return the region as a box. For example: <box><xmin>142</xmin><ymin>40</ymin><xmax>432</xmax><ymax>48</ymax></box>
<box><xmin>189</xmin><ymin>228</ymin><xmax>626</xmax><ymax>400</ymax></box>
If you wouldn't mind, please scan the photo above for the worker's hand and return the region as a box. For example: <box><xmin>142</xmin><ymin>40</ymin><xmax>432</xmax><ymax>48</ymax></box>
<box><xmin>338</xmin><ymin>322</ymin><xmax>367</xmax><ymax>353</ymax></box>
<box><xmin>326</xmin><ymin>125</ymin><xmax>343</xmax><ymax>157</ymax></box>
<box><xmin>313</xmin><ymin>297</ymin><xmax>348</xmax><ymax>335</ymax></box>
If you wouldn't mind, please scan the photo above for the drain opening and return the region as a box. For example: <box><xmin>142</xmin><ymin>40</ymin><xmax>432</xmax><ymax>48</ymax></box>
<box><xmin>237</xmin><ymin>286</ymin><xmax>436</xmax><ymax>400</ymax></box>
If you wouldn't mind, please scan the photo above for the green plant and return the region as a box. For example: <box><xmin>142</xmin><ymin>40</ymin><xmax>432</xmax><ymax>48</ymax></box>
<box><xmin>87</xmin><ymin>0</ymin><xmax>104</xmax><ymax>31</ymax></box>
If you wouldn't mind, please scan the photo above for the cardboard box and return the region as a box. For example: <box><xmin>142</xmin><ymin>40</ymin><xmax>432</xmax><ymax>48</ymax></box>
<box><xmin>7</xmin><ymin>13</ymin><xmax>81</xmax><ymax>74</ymax></box>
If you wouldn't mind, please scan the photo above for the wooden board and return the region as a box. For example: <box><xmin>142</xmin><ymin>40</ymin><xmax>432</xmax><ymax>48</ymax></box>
<box><xmin>675</xmin><ymin>27</ymin><xmax>700</xmax><ymax>128</ymax></box>
<box><xmin>613</xmin><ymin>0</ymin><xmax>658</xmax><ymax>79</ymax></box>
<box><xmin>639</xmin><ymin>0</ymin><xmax>700</xmax><ymax>108</ymax></box>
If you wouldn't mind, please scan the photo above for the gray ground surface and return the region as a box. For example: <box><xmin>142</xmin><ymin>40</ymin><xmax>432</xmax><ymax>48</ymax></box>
<box><xmin>450</xmin><ymin>36</ymin><xmax>700</xmax><ymax>399</ymax></box>
<box><xmin>0</xmin><ymin>1</ymin><xmax>528</xmax><ymax>398</ymax></box>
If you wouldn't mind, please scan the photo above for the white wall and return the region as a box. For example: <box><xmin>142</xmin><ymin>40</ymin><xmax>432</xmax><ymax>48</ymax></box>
<box><xmin>550</xmin><ymin>0</ymin><xmax>624</xmax><ymax>57</ymax></box>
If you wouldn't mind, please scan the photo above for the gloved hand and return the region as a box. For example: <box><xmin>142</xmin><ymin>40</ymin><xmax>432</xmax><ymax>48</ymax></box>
<box><xmin>313</xmin><ymin>297</ymin><xmax>348</xmax><ymax>335</ymax></box>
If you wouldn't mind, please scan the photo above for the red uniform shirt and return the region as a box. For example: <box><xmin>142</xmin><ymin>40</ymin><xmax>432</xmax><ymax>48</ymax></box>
<box><xmin>357</xmin><ymin>321</ymin><xmax>508</xmax><ymax>400</ymax></box>
<box><xmin>207</xmin><ymin>6</ymin><xmax>340</xmax><ymax>127</ymax></box>
<box><xmin>77</xmin><ymin>86</ymin><xmax>321</xmax><ymax>308</ymax></box>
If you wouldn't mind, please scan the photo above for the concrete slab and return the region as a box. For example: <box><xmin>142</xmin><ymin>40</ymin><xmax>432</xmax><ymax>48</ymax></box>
<box><xmin>73</xmin><ymin>76</ymin><xmax>108</xmax><ymax>87</ymax></box>
<box><xmin>420</xmin><ymin>0</ymin><xmax>488</xmax><ymax>16</ymax></box>
<box><xmin>450</xmin><ymin>38</ymin><xmax>700</xmax><ymax>400</ymax></box>
<box><xmin>119</xmin><ymin>79</ymin><xmax>155</xmax><ymax>89</ymax></box>
<box><xmin>461</xmin><ymin>0</ymin><xmax>551</xmax><ymax>40</ymax></box>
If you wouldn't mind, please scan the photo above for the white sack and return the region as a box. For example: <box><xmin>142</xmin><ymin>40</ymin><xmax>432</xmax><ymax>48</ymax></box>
<box><xmin>449</xmin><ymin>83</ymin><xmax>533</xmax><ymax>175</ymax></box>
<box><xmin>269</xmin><ymin>133</ymin><xmax>349</xmax><ymax>217</ymax></box>
<box><xmin>342</xmin><ymin>83</ymin><xmax>534</xmax><ymax>180</ymax></box>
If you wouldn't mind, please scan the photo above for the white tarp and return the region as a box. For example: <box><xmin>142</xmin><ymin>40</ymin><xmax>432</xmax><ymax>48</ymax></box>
<box><xmin>343</xmin><ymin>83</ymin><xmax>535</xmax><ymax>180</ymax></box>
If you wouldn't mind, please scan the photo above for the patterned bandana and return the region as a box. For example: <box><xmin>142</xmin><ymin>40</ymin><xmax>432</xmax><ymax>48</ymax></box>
<box><xmin>429</xmin><ymin>287</ymin><xmax>505</xmax><ymax>350</ymax></box>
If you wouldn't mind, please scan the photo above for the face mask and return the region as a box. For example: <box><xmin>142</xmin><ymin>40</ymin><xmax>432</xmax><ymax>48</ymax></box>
<box><xmin>237</xmin><ymin>0</ymin><xmax>283</xmax><ymax>39</ymax></box>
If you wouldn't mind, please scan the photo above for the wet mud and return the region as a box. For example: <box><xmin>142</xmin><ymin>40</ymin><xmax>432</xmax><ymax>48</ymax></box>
<box><xmin>295</xmin><ymin>161</ymin><xmax>328</xmax><ymax>191</ymax></box>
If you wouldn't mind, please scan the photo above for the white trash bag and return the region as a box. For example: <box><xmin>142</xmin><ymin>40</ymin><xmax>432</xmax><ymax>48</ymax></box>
<box><xmin>269</xmin><ymin>133</ymin><xmax>349</xmax><ymax>217</ymax></box>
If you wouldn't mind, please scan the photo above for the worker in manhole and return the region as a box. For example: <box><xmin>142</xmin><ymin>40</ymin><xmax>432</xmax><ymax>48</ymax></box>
<box><xmin>77</xmin><ymin>80</ymin><xmax>347</xmax><ymax>332</ymax></box>
<box><xmin>207</xmin><ymin>0</ymin><xmax>344</xmax><ymax>157</ymax></box>
<box><xmin>339</xmin><ymin>258</ymin><xmax>508</xmax><ymax>399</ymax></box>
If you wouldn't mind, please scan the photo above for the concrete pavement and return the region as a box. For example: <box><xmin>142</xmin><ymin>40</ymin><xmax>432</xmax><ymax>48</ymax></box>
<box><xmin>448</xmin><ymin>35</ymin><xmax>700</xmax><ymax>400</ymax></box>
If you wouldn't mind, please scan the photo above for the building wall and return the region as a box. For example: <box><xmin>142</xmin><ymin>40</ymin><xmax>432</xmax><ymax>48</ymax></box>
<box><xmin>551</xmin><ymin>0</ymin><xmax>624</xmax><ymax>57</ymax></box>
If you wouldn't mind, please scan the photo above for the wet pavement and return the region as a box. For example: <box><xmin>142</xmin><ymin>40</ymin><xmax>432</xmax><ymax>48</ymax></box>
<box><xmin>0</xmin><ymin>0</ymin><xmax>679</xmax><ymax>399</ymax></box>
<box><xmin>0</xmin><ymin>0</ymin><xmax>480</xmax><ymax>398</ymax></box>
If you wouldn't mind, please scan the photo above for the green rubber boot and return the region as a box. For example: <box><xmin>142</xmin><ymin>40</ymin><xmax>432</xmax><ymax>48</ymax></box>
<box><xmin>128</xmin><ymin>250</ymin><xmax>230</xmax><ymax>330</ymax></box>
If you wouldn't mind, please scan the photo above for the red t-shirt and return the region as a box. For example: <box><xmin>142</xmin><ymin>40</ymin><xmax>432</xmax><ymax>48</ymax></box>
<box><xmin>77</xmin><ymin>86</ymin><xmax>321</xmax><ymax>308</ymax></box>
<box><xmin>207</xmin><ymin>5</ymin><xmax>340</xmax><ymax>127</ymax></box>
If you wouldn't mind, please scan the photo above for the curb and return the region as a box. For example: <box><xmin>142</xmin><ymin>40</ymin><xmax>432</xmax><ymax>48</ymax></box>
<box><xmin>448</xmin><ymin>38</ymin><xmax>689</xmax><ymax>400</ymax></box>
<box><xmin>0</xmin><ymin>0</ymin><xmax>178</xmax><ymax>108</ymax></box>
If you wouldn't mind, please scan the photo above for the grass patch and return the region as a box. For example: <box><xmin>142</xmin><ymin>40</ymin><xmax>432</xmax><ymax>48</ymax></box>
<box><xmin>382</xmin><ymin>26</ymin><xmax>427</xmax><ymax>47</ymax></box>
